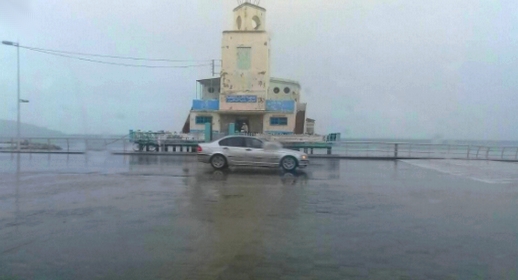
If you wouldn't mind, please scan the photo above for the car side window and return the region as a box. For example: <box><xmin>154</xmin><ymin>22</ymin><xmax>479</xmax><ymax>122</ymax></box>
<box><xmin>245</xmin><ymin>138</ymin><xmax>263</xmax><ymax>149</ymax></box>
<box><xmin>219</xmin><ymin>139</ymin><xmax>229</xmax><ymax>146</ymax></box>
<box><xmin>219</xmin><ymin>137</ymin><xmax>244</xmax><ymax>147</ymax></box>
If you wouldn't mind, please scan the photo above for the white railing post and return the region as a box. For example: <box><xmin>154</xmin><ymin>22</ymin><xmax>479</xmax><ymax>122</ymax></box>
<box><xmin>486</xmin><ymin>147</ymin><xmax>490</xmax><ymax>159</ymax></box>
<box><xmin>467</xmin><ymin>146</ymin><xmax>470</xmax><ymax>159</ymax></box>
<box><xmin>501</xmin><ymin>148</ymin><xmax>505</xmax><ymax>160</ymax></box>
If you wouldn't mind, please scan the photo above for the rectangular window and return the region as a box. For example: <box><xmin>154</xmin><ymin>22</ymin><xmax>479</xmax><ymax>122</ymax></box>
<box><xmin>270</xmin><ymin>117</ymin><xmax>288</xmax><ymax>126</ymax></box>
<box><xmin>237</xmin><ymin>47</ymin><xmax>251</xmax><ymax>70</ymax></box>
<box><xmin>195</xmin><ymin>116</ymin><xmax>213</xmax><ymax>124</ymax></box>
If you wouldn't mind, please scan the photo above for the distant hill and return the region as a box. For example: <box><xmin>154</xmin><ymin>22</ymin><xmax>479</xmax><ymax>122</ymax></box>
<box><xmin>0</xmin><ymin>120</ymin><xmax>65</xmax><ymax>138</ymax></box>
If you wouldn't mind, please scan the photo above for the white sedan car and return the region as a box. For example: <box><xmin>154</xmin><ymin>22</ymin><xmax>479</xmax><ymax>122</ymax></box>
<box><xmin>197</xmin><ymin>135</ymin><xmax>309</xmax><ymax>171</ymax></box>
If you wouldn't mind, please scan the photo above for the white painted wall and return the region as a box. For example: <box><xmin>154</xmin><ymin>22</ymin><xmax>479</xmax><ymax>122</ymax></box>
<box><xmin>220</xmin><ymin>3</ymin><xmax>271</xmax><ymax>112</ymax></box>
<box><xmin>201</xmin><ymin>84</ymin><xmax>220</xmax><ymax>100</ymax></box>
<box><xmin>268</xmin><ymin>79</ymin><xmax>300</xmax><ymax>102</ymax></box>
<box><xmin>220</xmin><ymin>31</ymin><xmax>270</xmax><ymax>111</ymax></box>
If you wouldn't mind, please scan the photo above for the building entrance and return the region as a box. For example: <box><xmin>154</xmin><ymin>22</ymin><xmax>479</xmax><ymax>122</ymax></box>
<box><xmin>235</xmin><ymin>117</ymin><xmax>250</xmax><ymax>133</ymax></box>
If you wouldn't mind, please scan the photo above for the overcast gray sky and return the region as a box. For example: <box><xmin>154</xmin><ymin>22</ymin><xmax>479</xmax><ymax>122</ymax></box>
<box><xmin>1</xmin><ymin>0</ymin><xmax>517</xmax><ymax>139</ymax></box>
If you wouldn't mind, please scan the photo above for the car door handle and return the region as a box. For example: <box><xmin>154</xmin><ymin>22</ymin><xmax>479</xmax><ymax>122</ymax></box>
<box><xmin>223</xmin><ymin>147</ymin><xmax>229</xmax><ymax>150</ymax></box>
<box><xmin>246</xmin><ymin>149</ymin><xmax>252</xmax><ymax>151</ymax></box>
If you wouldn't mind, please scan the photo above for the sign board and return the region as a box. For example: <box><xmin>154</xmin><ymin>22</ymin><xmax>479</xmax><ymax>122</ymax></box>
<box><xmin>226</xmin><ymin>95</ymin><xmax>257</xmax><ymax>103</ymax></box>
<box><xmin>265</xmin><ymin>100</ymin><xmax>295</xmax><ymax>112</ymax></box>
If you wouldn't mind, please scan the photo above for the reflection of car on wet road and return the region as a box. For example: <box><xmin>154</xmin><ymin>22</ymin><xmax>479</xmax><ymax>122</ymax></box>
<box><xmin>197</xmin><ymin>135</ymin><xmax>309</xmax><ymax>171</ymax></box>
<box><xmin>207</xmin><ymin>168</ymin><xmax>308</xmax><ymax>185</ymax></box>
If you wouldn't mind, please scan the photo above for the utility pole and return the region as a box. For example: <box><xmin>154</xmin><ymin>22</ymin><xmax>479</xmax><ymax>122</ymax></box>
<box><xmin>211</xmin><ymin>59</ymin><xmax>215</xmax><ymax>77</ymax></box>
<box><xmin>16</xmin><ymin>42</ymin><xmax>20</xmax><ymax>152</ymax></box>
<box><xmin>2</xmin><ymin>40</ymin><xmax>22</xmax><ymax>152</ymax></box>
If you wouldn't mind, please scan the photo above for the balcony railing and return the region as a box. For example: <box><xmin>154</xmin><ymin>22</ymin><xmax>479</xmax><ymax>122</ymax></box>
<box><xmin>192</xmin><ymin>99</ymin><xmax>219</xmax><ymax>111</ymax></box>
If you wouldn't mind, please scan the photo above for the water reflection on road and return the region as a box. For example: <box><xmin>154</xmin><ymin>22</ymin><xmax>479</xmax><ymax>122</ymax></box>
<box><xmin>2</xmin><ymin>153</ymin><xmax>517</xmax><ymax>279</ymax></box>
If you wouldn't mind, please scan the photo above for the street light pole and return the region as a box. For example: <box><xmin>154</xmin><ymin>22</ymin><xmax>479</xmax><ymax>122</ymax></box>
<box><xmin>2</xmin><ymin>40</ymin><xmax>21</xmax><ymax>152</ymax></box>
<box><xmin>16</xmin><ymin>42</ymin><xmax>20</xmax><ymax>152</ymax></box>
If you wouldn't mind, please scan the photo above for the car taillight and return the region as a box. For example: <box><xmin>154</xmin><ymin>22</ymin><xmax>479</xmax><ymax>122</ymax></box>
<box><xmin>197</xmin><ymin>146</ymin><xmax>202</xmax><ymax>152</ymax></box>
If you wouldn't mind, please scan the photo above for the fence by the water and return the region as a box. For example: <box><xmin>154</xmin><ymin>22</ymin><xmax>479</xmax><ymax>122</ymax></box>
<box><xmin>329</xmin><ymin>142</ymin><xmax>518</xmax><ymax>161</ymax></box>
<box><xmin>1</xmin><ymin>137</ymin><xmax>518</xmax><ymax>161</ymax></box>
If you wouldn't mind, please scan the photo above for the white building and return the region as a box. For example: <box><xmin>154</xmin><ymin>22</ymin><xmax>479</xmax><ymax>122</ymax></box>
<box><xmin>185</xmin><ymin>1</ymin><xmax>311</xmax><ymax>135</ymax></box>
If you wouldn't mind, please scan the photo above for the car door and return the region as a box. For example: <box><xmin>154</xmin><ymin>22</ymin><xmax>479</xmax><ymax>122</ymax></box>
<box><xmin>243</xmin><ymin>138</ymin><xmax>266</xmax><ymax>165</ymax></box>
<box><xmin>244</xmin><ymin>138</ymin><xmax>280</xmax><ymax>166</ymax></box>
<box><xmin>262</xmin><ymin>141</ymin><xmax>283</xmax><ymax>166</ymax></box>
<box><xmin>219</xmin><ymin>137</ymin><xmax>247</xmax><ymax>165</ymax></box>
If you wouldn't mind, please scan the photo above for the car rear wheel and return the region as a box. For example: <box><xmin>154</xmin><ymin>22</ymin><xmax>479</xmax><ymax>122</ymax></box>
<box><xmin>280</xmin><ymin>156</ymin><xmax>297</xmax><ymax>171</ymax></box>
<box><xmin>210</xmin><ymin>154</ymin><xmax>227</xmax><ymax>170</ymax></box>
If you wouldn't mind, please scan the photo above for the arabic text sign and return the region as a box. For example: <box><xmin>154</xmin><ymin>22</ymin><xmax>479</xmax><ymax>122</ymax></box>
<box><xmin>226</xmin><ymin>95</ymin><xmax>257</xmax><ymax>103</ymax></box>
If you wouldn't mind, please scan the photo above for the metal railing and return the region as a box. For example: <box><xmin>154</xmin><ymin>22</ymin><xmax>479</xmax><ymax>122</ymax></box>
<box><xmin>0</xmin><ymin>137</ymin><xmax>131</xmax><ymax>153</ymax></box>
<box><xmin>326</xmin><ymin>142</ymin><xmax>518</xmax><ymax>160</ymax></box>
<box><xmin>1</xmin><ymin>137</ymin><xmax>517</xmax><ymax>161</ymax></box>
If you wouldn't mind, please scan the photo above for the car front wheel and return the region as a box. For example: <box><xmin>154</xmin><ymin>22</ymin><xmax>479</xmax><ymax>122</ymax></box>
<box><xmin>210</xmin><ymin>154</ymin><xmax>227</xmax><ymax>170</ymax></box>
<box><xmin>280</xmin><ymin>156</ymin><xmax>297</xmax><ymax>171</ymax></box>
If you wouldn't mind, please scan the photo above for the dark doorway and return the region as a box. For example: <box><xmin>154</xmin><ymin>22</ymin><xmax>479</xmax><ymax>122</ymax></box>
<box><xmin>235</xmin><ymin>117</ymin><xmax>250</xmax><ymax>133</ymax></box>
<box><xmin>295</xmin><ymin>110</ymin><xmax>306</xmax><ymax>134</ymax></box>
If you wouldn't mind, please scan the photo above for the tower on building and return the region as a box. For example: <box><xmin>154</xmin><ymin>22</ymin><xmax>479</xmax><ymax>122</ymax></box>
<box><xmin>184</xmin><ymin>2</ymin><xmax>312</xmax><ymax>136</ymax></box>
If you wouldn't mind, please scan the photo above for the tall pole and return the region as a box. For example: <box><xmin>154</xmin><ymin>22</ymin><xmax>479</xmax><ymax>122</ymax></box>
<box><xmin>16</xmin><ymin>43</ymin><xmax>20</xmax><ymax>152</ymax></box>
<box><xmin>3</xmin><ymin>41</ymin><xmax>28</xmax><ymax>152</ymax></box>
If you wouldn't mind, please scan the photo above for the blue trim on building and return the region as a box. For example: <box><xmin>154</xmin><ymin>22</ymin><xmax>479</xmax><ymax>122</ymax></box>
<box><xmin>192</xmin><ymin>99</ymin><xmax>219</xmax><ymax>111</ymax></box>
<box><xmin>265</xmin><ymin>100</ymin><xmax>295</xmax><ymax>112</ymax></box>
<box><xmin>190</xmin><ymin>129</ymin><xmax>219</xmax><ymax>133</ymax></box>
<box><xmin>264</xmin><ymin>131</ymin><xmax>294</xmax><ymax>135</ymax></box>
<box><xmin>269</xmin><ymin>117</ymin><xmax>288</xmax><ymax>126</ymax></box>
<box><xmin>195</xmin><ymin>116</ymin><xmax>213</xmax><ymax>124</ymax></box>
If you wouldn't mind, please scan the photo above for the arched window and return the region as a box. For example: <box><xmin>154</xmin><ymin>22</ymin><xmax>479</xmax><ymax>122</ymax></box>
<box><xmin>252</xmin><ymin>16</ymin><xmax>261</xmax><ymax>30</ymax></box>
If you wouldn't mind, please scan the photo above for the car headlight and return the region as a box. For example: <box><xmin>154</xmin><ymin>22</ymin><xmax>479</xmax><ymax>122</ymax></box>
<box><xmin>301</xmin><ymin>155</ymin><xmax>307</xmax><ymax>160</ymax></box>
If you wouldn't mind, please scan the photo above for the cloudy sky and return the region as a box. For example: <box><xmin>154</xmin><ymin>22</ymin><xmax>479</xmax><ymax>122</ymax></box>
<box><xmin>1</xmin><ymin>0</ymin><xmax>517</xmax><ymax>139</ymax></box>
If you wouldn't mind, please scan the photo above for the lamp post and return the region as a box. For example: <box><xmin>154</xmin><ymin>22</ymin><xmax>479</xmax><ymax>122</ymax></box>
<box><xmin>2</xmin><ymin>40</ymin><xmax>24</xmax><ymax>152</ymax></box>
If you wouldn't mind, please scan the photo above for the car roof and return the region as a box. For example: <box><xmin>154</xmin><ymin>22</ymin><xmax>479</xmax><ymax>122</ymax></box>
<box><xmin>215</xmin><ymin>135</ymin><xmax>265</xmax><ymax>143</ymax></box>
<box><xmin>219</xmin><ymin>135</ymin><xmax>257</xmax><ymax>140</ymax></box>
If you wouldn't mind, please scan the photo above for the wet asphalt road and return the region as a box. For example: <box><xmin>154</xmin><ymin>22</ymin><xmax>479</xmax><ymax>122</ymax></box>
<box><xmin>1</xmin><ymin>153</ymin><xmax>518</xmax><ymax>279</ymax></box>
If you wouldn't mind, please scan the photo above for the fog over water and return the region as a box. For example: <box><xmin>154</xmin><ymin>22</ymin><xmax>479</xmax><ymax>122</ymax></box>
<box><xmin>1</xmin><ymin>0</ymin><xmax>517</xmax><ymax>140</ymax></box>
